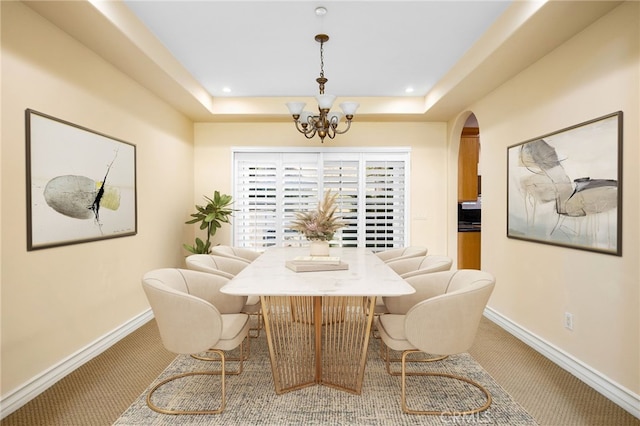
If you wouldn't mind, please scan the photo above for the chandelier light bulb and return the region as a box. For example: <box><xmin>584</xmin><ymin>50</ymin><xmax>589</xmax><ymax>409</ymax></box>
<box><xmin>339</xmin><ymin>102</ymin><xmax>359</xmax><ymax>117</ymax></box>
<box><xmin>286</xmin><ymin>102</ymin><xmax>305</xmax><ymax>116</ymax></box>
<box><xmin>328</xmin><ymin>111</ymin><xmax>343</xmax><ymax>124</ymax></box>
<box><xmin>299</xmin><ymin>111</ymin><xmax>314</xmax><ymax>125</ymax></box>
<box><xmin>316</xmin><ymin>94</ymin><xmax>336</xmax><ymax>110</ymax></box>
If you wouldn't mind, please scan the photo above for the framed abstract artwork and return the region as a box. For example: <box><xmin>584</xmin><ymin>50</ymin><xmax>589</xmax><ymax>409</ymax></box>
<box><xmin>507</xmin><ymin>111</ymin><xmax>622</xmax><ymax>256</ymax></box>
<box><xmin>26</xmin><ymin>109</ymin><xmax>137</xmax><ymax>250</ymax></box>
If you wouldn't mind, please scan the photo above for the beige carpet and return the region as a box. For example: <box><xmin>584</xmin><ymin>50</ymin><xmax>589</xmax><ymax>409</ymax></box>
<box><xmin>113</xmin><ymin>327</ymin><xmax>537</xmax><ymax>425</ymax></box>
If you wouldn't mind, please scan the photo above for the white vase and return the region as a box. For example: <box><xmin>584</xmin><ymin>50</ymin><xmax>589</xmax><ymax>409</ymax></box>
<box><xmin>309</xmin><ymin>240</ymin><xmax>330</xmax><ymax>256</ymax></box>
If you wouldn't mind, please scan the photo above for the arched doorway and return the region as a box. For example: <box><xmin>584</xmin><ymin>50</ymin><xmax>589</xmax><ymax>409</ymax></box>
<box><xmin>457</xmin><ymin>114</ymin><xmax>481</xmax><ymax>269</ymax></box>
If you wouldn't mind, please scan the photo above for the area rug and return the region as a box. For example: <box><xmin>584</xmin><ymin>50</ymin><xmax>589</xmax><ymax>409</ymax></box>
<box><xmin>114</xmin><ymin>329</ymin><xmax>538</xmax><ymax>426</ymax></box>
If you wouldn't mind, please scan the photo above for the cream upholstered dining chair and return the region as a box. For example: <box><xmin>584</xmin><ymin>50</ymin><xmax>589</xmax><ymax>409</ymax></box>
<box><xmin>375</xmin><ymin>246</ymin><xmax>427</xmax><ymax>263</ymax></box>
<box><xmin>386</xmin><ymin>255</ymin><xmax>453</xmax><ymax>278</ymax></box>
<box><xmin>373</xmin><ymin>254</ymin><xmax>453</xmax><ymax>339</ymax></box>
<box><xmin>210</xmin><ymin>245</ymin><xmax>261</xmax><ymax>263</ymax></box>
<box><xmin>142</xmin><ymin>268</ymin><xmax>250</xmax><ymax>415</ymax></box>
<box><xmin>185</xmin><ymin>254</ymin><xmax>248</xmax><ymax>278</ymax></box>
<box><xmin>377</xmin><ymin>269</ymin><xmax>495</xmax><ymax>415</ymax></box>
<box><xmin>186</xmin><ymin>254</ymin><xmax>262</xmax><ymax>337</ymax></box>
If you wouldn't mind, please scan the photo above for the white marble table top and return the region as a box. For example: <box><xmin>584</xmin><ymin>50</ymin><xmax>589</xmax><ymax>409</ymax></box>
<box><xmin>220</xmin><ymin>247</ymin><xmax>415</xmax><ymax>297</ymax></box>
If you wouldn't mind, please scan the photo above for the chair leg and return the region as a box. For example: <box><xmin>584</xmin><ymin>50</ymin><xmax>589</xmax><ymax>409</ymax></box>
<box><xmin>372</xmin><ymin>298</ymin><xmax>387</xmax><ymax>339</ymax></box>
<box><xmin>400</xmin><ymin>349</ymin><xmax>492</xmax><ymax>415</ymax></box>
<box><xmin>248</xmin><ymin>310</ymin><xmax>263</xmax><ymax>338</ymax></box>
<box><xmin>191</xmin><ymin>336</ymin><xmax>250</xmax><ymax>371</ymax></box>
<box><xmin>372</xmin><ymin>315</ymin><xmax>381</xmax><ymax>339</ymax></box>
<box><xmin>380</xmin><ymin>341</ymin><xmax>447</xmax><ymax>375</ymax></box>
<box><xmin>241</xmin><ymin>303</ymin><xmax>262</xmax><ymax>338</ymax></box>
<box><xmin>146</xmin><ymin>349</ymin><xmax>226</xmax><ymax>415</ymax></box>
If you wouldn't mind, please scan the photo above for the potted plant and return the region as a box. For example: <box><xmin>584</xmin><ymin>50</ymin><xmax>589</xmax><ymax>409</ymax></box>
<box><xmin>183</xmin><ymin>191</ymin><xmax>234</xmax><ymax>254</ymax></box>
<box><xmin>289</xmin><ymin>190</ymin><xmax>345</xmax><ymax>256</ymax></box>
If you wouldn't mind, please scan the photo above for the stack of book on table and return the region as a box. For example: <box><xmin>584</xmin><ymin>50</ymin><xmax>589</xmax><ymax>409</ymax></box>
<box><xmin>285</xmin><ymin>256</ymin><xmax>349</xmax><ymax>272</ymax></box>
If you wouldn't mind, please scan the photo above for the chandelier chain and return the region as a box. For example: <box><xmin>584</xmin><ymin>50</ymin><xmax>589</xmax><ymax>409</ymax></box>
<box><xmin>319</xmin><ymin>39</ymin><xmax>325</xmax><ymax>79</ymax></box>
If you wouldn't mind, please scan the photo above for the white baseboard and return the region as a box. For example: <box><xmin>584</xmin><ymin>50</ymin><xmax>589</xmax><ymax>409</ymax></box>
<box><xmin>0</xmin><ymin>309</ymin><xmax>153</xmax><ymax>420</ymax></box>
<box><xmin>484</xmin><ymin>307</ymin><xmax>640</xmax><ymax>420</ymax></box>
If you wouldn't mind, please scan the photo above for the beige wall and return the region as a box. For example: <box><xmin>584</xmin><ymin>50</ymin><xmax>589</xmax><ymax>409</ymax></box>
<box><xmin>193</xmin><ymin>121</ymin><xmax>450</xmax><ymax>255</ymax></box>
<box><xmin>455</xmin><ymin>2</ymin><xmax>639</xmax><ymax>393</ymax></box>
<box><xmin>1</xmin><ymin>2</ymin><xmax>194</xmax><ymax>394</ymax></box>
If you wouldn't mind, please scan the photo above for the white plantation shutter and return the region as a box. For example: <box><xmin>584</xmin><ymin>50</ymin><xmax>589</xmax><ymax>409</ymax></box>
<box><xmin>234</xmin><ymin>154</ymin><xmax>279</xmax><ymax>249</ymax></box>
<box><xmin>323</xmin><ymin>156</ymin><xmax>360</xmax><ymax>247</ymax></box>
<box><xmin>365</xmin><ymin>159</ymin><xmax>407</xmax><ymax>250</ymax></box>
<box><xmin>233</xmin><ymin>148</ymin><xmax>409</xmax><ymax>251</ymax></box>
<box><xmin>281</xmin><ymin>153</ymin><xmax>320</xmax><ymax>246</ymax></box>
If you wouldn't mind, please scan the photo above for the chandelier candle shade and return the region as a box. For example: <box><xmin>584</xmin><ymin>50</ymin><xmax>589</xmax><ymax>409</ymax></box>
<box><xmin>286</xmin><ymin>34</ymin><xmax>359</xmax><ymax>143</ymax></box>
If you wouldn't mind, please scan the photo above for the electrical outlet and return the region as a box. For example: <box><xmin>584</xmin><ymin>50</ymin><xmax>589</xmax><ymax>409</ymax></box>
<box><xmin>564</xmin><ymin>312</ymin><xmax>574</xmax><ymax>331</ymax></box>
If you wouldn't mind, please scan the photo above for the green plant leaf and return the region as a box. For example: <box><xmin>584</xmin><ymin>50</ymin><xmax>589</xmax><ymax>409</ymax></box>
<box><xmin>184</xmin><ymin>191</ymin><xmax>234</xmax><ymax>250</ymax></box>
<box><xmin>182</xmin><ymin>238</ymin><xmax>211</xmax><ymax>254</ymax></box>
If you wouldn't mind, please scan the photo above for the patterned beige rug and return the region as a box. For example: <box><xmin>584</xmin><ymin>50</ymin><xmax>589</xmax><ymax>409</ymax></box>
<box><xmin>114</xmin><ymin>330</ymin><xmax>537</xmax><ymax>425</ymax></box>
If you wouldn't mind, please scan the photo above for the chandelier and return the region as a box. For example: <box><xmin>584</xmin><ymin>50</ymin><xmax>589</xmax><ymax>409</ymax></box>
<box><xmin>286</xmin><ymin>34</ymin><xmax>359</xmax><ymax>143</ymax></box>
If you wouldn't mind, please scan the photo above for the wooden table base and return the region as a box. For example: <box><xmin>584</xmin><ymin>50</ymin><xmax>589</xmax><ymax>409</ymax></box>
<box><xmin>261</xmin><ymin>295</ymin><xmax>375</xmax><ymax>394</ymax></box>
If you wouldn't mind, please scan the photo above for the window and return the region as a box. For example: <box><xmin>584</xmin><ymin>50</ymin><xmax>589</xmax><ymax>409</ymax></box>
<box><xmin>233</xmin><ymin>148</ymin><xmax>410</xmax><ymax>252</ymax></box>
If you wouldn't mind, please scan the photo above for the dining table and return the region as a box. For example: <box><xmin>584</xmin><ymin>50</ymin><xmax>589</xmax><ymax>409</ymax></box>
<box><xmin>220</xmin><ymin>246</ymin><xmax>415</xmax><ymax>395</ymax></box>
